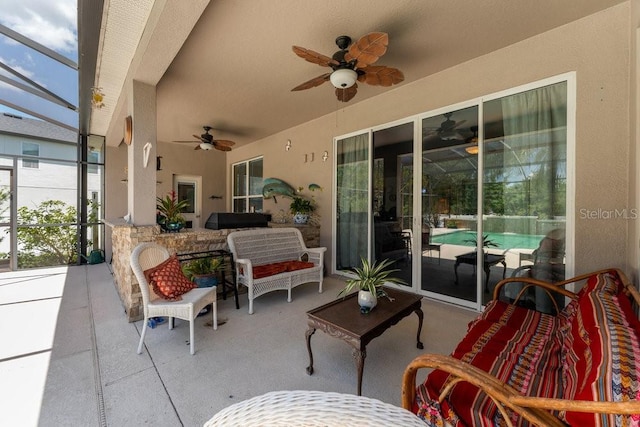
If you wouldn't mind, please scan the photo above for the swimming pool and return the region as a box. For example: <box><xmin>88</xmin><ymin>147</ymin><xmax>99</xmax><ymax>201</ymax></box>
<box><xmin>430</xmin><ymin>230</ymin><xmax>544</xmax><ymax>250</ymax></box>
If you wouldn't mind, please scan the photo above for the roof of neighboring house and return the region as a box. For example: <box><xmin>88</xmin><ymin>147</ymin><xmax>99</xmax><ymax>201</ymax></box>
<box><xmin>0</xmin><ymin>113</ymin><xmax>77</xmax><ymax>144</ymax></box>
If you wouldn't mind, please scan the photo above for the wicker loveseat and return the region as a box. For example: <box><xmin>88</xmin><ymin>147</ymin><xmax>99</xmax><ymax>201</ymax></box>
<box><xmin>227</xmin><ymin>227</ymin><xmax>326</xmax><ymax>314</ymax></box>
<box><xmin>402</xmin><ymin>268</ymin><xmax>640</xmax><ymax>426</ymax></box>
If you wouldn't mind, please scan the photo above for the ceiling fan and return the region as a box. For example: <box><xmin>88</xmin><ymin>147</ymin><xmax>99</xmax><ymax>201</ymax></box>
<box><xmin>425</xmin><ymin>113</ymin><xmax>467</xmax><ymax>141</ymax></box>
<box><xmin>291</xmin><ymin>32</ymin><xmax>404</xmax><ymax>102</ymax></box>
<box><xmin>174</xmin><ymin>126</ymin><xmax>235</xmax><ymax>151</ymax></box>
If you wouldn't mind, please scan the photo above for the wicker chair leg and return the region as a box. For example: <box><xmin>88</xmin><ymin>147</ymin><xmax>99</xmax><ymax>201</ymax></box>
<box><xmin>287</xmin><ymin>287</ymin><xmax>292</xmax><ymax>303</ymax></box>
<box><xmin>189</xmin><ymin>318</ymin><xmax>195</xmax><ymax>355</ymax></box>
<box><xmin>137</xmin><ymin>318</ymin><xmax>147</xmax><ymax>354</ymax></box>
<box><xmin>169</xmin><ymin>317</ymin><xmax>174</xmax><ymax>330</ymax></box>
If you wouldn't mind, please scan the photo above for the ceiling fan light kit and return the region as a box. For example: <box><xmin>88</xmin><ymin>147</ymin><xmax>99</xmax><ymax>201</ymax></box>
<box><xmin>330</xmin><ymin>68</ymin><xmax>357</xmax><ymax>89</ymax></box>
<box><xmin>465</xmin><ymin>145</ymin><xmax>479</xmax><ymax>155</ymax></box>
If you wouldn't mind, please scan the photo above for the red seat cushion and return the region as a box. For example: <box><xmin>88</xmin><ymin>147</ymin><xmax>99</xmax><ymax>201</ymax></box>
<box><xmin>283</xmin><ymin>260</ymin><xmax>315</xmax><ymax>272</ymax></box>
<box><xmin>144</xmin><ymin>254</ymin><xmax>197</xmax><ymax>301</ymax></box>
<box><xmin>252</xmin><ymin>262</ymin><xmax>288</xmax><ymax>279</ymax></box>
<box><xmin>252</xmin><ymin>260</ymin><xmax>314</xmax><ymax>279</ymax></box>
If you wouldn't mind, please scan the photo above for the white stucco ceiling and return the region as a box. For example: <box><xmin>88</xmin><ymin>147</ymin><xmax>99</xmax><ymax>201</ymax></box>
<box><xmin>89</xmin><ymin>0</ymin><xmax>626</xmax><ymax>148</ymax></box>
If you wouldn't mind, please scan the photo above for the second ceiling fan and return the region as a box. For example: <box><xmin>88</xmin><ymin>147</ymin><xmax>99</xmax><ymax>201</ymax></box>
<box><xmin>174</xmin><ymin>126</ymin><xmax>235</xmax><ymax>151</ymax></box>
<box><xmin>291</xmin><ymin>32</ymin><xmax>404</xmax><ymax>102</ymax></box>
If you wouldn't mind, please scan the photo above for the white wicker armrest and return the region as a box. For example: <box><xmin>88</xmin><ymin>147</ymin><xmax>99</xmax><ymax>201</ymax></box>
<box><xmin>234</xmin><ymin>258</ymin><xmax>252</xmax><ymax>277</ymax></box>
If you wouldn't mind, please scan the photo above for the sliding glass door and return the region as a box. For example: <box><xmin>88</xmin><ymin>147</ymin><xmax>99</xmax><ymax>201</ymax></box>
<box><xmin>481</xmin><ymin>81</ymin><xmax>567</xmax><ymax>311</ymax></box>
<box><xmin>420</xmin><ymin>105</ymin><xmax>480</xmax><ymax>304</ymax></box>
<box><xmin>334</xmin><ymin>76</ymin><xmax>570</xmax><ymax>309</ymax></box>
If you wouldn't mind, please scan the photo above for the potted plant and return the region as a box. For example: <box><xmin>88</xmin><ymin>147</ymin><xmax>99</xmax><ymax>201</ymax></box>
<box><xmin>337</xmin><ymin>257</ymin><xmax>407</xmax><ymax>313</ymax></box>
<box><xmin>463</xmin><ymin>233</ymin><xmax>499</xmax><ymax>252</ymax></box>
<box><xmin>182</xmin><ymin>256</ymin><xmax>224</xmax><ymax>288</ymax></box>
<box><xmin>288</xmin><ymin>183</ymin><xmax>322</xmax><ymax>224</ymax></box>
<box><xmin>156</xmin><ymin>190</ymin><xmax>189</xmax><ymax>232</ymax></box>
<box><xmin>289</xmin><ymin>195</ymin><xmax>315</xmax><ymax>224</ymax></box>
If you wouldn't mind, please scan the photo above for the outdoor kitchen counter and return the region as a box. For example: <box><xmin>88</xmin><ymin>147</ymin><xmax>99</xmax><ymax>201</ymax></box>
<box><xmin>107</xmin><ymin>222</ymin><xmax>232</xmax><ymax>322</ymax></box>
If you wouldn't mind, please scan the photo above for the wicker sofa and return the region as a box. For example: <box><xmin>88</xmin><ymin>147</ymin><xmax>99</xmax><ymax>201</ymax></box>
<box><xmin>227</xmin><ymin>227</ymin><xmax>326</xmax><ymax>314</ymax></box>
<box><xmin>402</xmin><ymin>268</ymin><xmax>640</xmax><ymax>426</ymax></box>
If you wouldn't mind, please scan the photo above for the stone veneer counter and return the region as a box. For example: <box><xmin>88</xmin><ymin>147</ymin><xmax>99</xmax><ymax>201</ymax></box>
<box><xmin>106</xmin><ymin>221</ymin><xmax>320</xmax><ymax>322</ymax></box>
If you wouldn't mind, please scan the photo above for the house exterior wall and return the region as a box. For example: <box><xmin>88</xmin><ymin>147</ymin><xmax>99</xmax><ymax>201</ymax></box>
<box><xmin>104</xmin><ymin>3</ymin><xmax>637</xmax><ymax>279</ymax></box>
<box><xmin>225</xmin><ymin>3</ymin><xmax>635</xmax><ymax>276</ymax></box>
<box><xmin>0</xmin><ymin>122</ymin><xmax>103</xmax><ymax>260</ymax></box>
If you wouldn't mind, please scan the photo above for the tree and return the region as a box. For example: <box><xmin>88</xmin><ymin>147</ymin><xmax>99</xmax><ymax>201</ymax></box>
<box><xmin>16</xmin><ymin>200</ymin><xmax>78</xmax><ymax>267</ymax></box>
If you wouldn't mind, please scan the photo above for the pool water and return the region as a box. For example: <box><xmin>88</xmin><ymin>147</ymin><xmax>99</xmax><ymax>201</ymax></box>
<box><xmin>430</xmin><ymin>230</ymin><xmax>544</xmax><ymax>250</ymax></box>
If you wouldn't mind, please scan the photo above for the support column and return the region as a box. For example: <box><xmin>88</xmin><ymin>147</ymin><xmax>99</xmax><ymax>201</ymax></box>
<box><xmin>127</xmin><ymin>80</ymin><xmax>157</xmax><ymax>225</ymax></box>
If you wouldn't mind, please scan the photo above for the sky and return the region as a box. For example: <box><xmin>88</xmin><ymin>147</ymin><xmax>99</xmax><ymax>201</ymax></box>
<box><xmin>0</xmin><ymin>0</ymin><xmax>78</xmax><ymax>129</ymax></box>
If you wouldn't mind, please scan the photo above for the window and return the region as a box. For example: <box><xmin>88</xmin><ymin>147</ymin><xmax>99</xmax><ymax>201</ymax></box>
<box><xmin>88</xmin><ymin>150</ymin><xmax>100</xmax><ymax>174</ymax></box>
<box><xmin>232</xmin><ymin>157</ymin><xmax>263</xmax><ymax>213</ymax></box>
<box><xmin>22</xmin><ymin>142</ymin><xmax>39</xmax><ymax>168</ymax></box>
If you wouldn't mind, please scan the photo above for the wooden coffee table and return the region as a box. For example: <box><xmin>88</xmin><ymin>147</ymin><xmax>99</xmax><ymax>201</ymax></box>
<box><xmin>305</xmin><ymin>287</ymin><xmax>424</xmax><ymax>396</ymax></box>
<box><xmin>454</xmin><ymin>251</ymin><xmax>507</xmax><ymax>292</ymax></box>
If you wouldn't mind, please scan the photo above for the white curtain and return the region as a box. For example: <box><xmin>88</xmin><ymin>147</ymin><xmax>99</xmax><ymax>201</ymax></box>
<box><xmin>500</xmin><ymin>81</ymin><xmax>567</xmax><ymax>220</ymax></box>
<box><xmin>336</xmin><ymin>133</ymin><xmax>369</xmax><ymax>270</ymax></box>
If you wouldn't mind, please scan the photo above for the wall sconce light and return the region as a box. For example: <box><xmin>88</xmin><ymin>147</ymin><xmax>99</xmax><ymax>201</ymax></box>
<box><xmin>322</xmin><ymin>151</ymin><xmax>329</xmax><ymax>162</ymax></box>
<box><xmin>285</xmin><ymin>140</ymin><xmax>292</xmax><ymax>151</ymax></box>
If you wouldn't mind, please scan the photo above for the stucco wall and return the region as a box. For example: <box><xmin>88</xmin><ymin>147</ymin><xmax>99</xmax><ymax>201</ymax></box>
<box><xmin>226</xmin><ymin>3</ymin><xmax>634</xmax><ymax>276</ymax></box>
<box><xmin>104</xmin><ymin>136</ymin><xmax>227</xmax><ymax>262</ymax></box>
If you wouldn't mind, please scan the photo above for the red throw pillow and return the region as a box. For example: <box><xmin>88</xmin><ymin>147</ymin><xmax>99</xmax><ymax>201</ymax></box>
<box><xmin>144</xmin><ymin>254</ymin><xmax>196</xmax><ymax>301</ymax></box>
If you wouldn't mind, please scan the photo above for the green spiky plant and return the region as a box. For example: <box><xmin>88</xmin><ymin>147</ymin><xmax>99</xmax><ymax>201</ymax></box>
<box><xmin>463</xmin><ymin>233</ymin><xmax>498</xmax><ymax>249</ymax></box>
<box><xmin>182</xmin><ymin>256</ymin><xmax>223</xmax><ymax>281</ymax></box>
<box><xmin>338</xmin><ymin>257</ymin><xmax>407</xmax><ymax>299</ymax></box>
<box><xmin>156</xmin><ymin>190</ymin><xmax>189</xmax><ymax>226</ymax></box>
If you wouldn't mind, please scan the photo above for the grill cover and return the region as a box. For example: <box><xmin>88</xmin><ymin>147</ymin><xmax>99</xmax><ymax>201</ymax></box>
<box><xmin>204</xmin><ymin>212</ymin><xmax>271</xmax><ymax>230</ymax></box>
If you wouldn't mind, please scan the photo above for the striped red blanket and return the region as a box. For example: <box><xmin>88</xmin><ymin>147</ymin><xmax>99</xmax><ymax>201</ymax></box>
<box><xmin>415</xmin><ymin>271</ymin><xmax>640</xmax><ymax>426</ymax></box>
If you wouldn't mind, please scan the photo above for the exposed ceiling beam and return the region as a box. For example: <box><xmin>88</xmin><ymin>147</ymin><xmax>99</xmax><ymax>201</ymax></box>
<box><xmin>0</xmin><ymin>23</ymin><xmax>78</xmax><ymax>70</ymax></box>
<box><xmin>78</xmin><ymin>0</ymin><xmax>105</xmax><ymax>137</ymax></box>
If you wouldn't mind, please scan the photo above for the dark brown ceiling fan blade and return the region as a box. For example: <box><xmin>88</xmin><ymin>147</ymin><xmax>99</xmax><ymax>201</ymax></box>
<box><xmin>194</xmin><ymin>145</ymin><xmax>202</xmax><ymax>150</ymax></box>
<box><xmin>192</xmin><ymin>134</ymin><xmax>208</xmax><ymax>143</ymax></box>
<box><xmin>344</xmin><ymin>32</ymin><xmax>388</xmax><ymax>68</ymax></box>
<box><xmin>336</xmin><ymin>84</ymin><xmax>357</xmax><ymax>102</ymax></box>
<box><xmin>359</xmin><ymin>65</ymin><xmax>404</xmax><ymax>86</ymax></box>
<box><xmin>214</xmin><ymin>139</ymin><xmax>235</xmax><ymax>147</ymax></box>
<box><xmin>291</xmin><ymin>73</ymin><xmax>331</xmax><ymax>91</ymax></box>
<box><xmin>292</xmin><ymin>46</ymin><xmax>338</xmax><ymax>67</ymax></box>
<box><xmin>213</xmin><ymin>144</ymin><xmax>232</xmax><ymax>152</ymax></box>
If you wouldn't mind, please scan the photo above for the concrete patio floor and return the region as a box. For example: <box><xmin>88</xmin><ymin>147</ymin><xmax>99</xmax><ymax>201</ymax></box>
<box><xmin>0</xmin><ymin>263</ymin><xmax>476</xmax><ymax>426</ymax></box>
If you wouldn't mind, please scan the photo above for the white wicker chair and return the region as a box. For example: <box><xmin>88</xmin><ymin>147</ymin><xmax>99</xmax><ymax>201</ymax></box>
<box><xmin>205</xmin><ymin>390</ymin><xmax>426</xmax><ymax>426</ymax></box>
<box><xmin>130</xmin><ymin>242</ymin><xmax>217</xmax><ymax>355</ymax></box>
